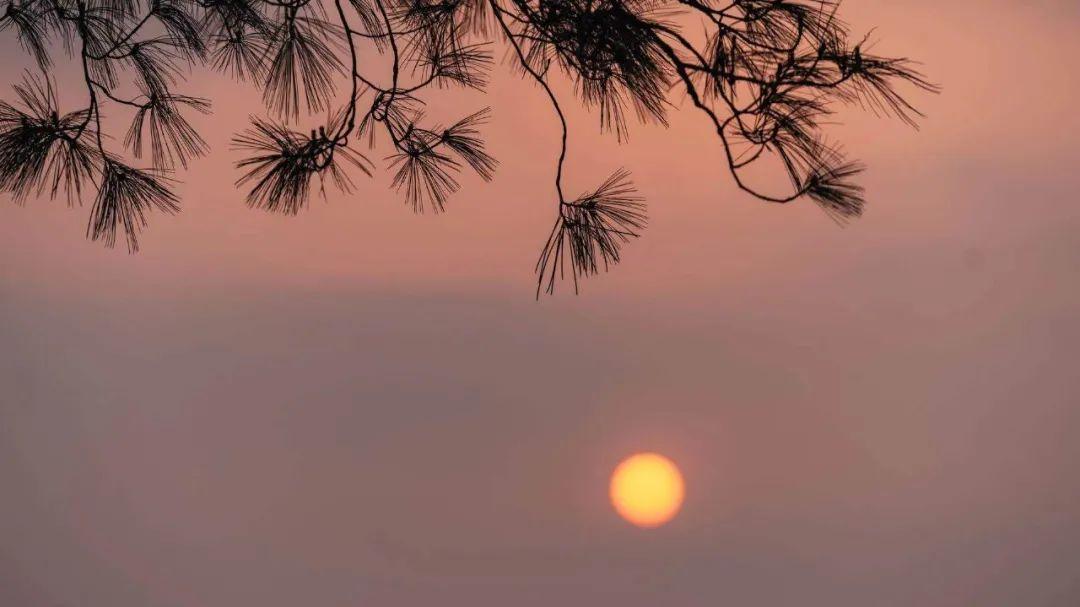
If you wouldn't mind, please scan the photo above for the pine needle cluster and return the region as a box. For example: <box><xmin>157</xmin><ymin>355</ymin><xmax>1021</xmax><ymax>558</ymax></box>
<box><xmin>0</xmin><ymin>0</ymin><xmax>935</xmax><ymax>292</ymax></box>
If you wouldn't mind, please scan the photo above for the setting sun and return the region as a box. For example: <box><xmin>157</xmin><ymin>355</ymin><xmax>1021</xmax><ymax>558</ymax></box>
<box><xmin>610</xmin><ymin>453</ymin><xmax>685</xmax><ymax>528</ymax></box>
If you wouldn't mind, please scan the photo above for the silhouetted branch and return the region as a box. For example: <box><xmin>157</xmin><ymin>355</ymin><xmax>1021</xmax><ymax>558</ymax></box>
<box><xmin>0</xmin><ymin>0</ymin><xmax>936</xmax><ymax>296</ymax></box>
<box><xmin>87</xmin><ymin>158</ymin><xmax>180</xmax><ymax>252</ymax></box>
<box><xmin>536</xmin><ymin>168</ymin><xmax>645</xmax><ymax>296</ymax></box>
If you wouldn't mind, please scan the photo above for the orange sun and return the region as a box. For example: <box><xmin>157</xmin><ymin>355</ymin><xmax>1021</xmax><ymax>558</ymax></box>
<box><xmin>609</xmin><ymin>453</ymin><xmax>685</xmax><ymax>528</ymax></box>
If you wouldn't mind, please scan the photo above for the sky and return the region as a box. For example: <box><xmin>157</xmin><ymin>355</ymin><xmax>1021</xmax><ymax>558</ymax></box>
<box><xmin>2</xmin><ymin>1</ymin><xmax>1079</xmax><ymax>605</ymax></box>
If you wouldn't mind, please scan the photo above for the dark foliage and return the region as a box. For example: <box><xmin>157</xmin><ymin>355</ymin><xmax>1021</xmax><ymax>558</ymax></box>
<box><xmin>0</xmin><ymin>74</ymin><xmax>98</xmax><ymax>204</ymax></box>
<box><xmin>233</xmin><ymin>110</ymin><xmax>372</xmax><ymax>214</ymax></box>
<box><xmin>0</xmin><ymin>0</ymin><xmax>935</xmax><ymax>295</ymax></box>
<box><xmin>537</xmin><ymin>168</ymin><xmax>645</xmax><ymax>296</ymax></box>
<box><xmin>87</xmin><ymin>159</ymin><xmax>180</xmax><ymax>252</ymax></box>
<box><xmin>124</xmin><ymin>92</ymin><xmax>211</xmax><ymax>168</ymax></box>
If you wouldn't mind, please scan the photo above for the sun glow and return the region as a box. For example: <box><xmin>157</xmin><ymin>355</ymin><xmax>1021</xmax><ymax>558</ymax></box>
<box><xmin>609</xmin><ymin>453</ymin><xmax>685</xmax><ymax>528</ymax></box>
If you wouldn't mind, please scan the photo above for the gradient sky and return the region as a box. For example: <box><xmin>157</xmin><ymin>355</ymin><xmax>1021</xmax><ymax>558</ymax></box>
<box><xmin>2</xmin><ymin>1</ymin><xmax>1079</xmax><ymax>605</ymax></box>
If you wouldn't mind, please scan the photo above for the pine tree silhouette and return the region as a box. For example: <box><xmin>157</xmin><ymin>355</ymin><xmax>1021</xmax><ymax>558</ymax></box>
<box><xmin>0</xmin><ymin>0</ymin><xmax>937</xmax><ymax>294</ymax></box>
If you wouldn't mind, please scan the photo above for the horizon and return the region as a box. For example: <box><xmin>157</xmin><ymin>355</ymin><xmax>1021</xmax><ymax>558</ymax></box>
<box><xmin>2</xmin><ymin>1</ymin><xmax>1079</xmax><ymax>605</ymax></box>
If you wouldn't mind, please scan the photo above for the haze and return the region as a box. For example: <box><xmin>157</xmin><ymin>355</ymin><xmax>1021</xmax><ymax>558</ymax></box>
<box><xmin>2</xmin><ymin>1</ymin><xmax>1079</xmax><ymax>605</ymax></box>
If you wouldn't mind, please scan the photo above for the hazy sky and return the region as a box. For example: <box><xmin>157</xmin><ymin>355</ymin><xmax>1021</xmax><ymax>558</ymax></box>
<box><xmin>2</xmin><ymin>1</ymin><xmax>1079</xmax><ymax>605</ymax></box>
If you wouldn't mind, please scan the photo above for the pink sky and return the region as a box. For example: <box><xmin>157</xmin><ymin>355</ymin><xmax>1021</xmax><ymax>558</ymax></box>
<box><xmin>2</xmin><ymin>1</ymin><xmax>1079</xmax><ymax>605</ymax></box>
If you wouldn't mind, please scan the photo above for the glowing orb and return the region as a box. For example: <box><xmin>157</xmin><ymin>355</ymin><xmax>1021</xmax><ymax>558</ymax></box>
<box><xmin>609</xmin><ymin>452</ymin><xmax>685</xmax><ymax>528</ymax></box>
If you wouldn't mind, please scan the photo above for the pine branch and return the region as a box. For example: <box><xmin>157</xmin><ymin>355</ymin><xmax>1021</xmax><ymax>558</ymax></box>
<box><xmin>0</xmin><ymin>0</ymin><xmax>934</xmax><ymax>294</ymax></box>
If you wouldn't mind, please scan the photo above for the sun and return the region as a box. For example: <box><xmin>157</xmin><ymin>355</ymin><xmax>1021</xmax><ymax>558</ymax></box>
<box><xmin>609</xmin><ymin>453</ymin><xmax>685</xmax><ymax>528</ymax></box>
